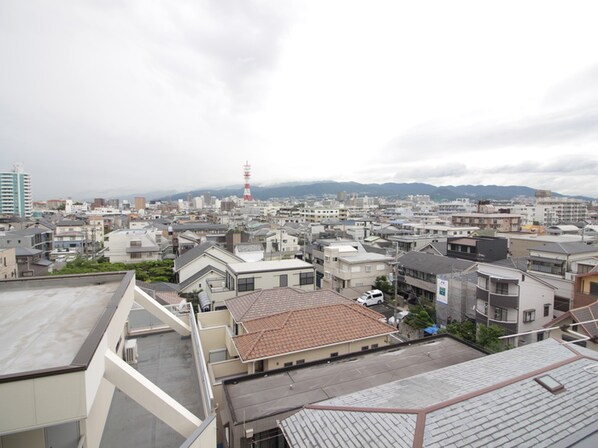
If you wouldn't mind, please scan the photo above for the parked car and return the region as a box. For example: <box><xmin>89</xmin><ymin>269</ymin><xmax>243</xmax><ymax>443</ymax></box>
<box><xmin>356</xmin><ymin>289</ymin><xmax>384</xmax><ymax>307</ymax></box>
<box><xmin>387</xmin><ymin>311</ymin><xmax>410</xmax><ymax>327</ymax></box>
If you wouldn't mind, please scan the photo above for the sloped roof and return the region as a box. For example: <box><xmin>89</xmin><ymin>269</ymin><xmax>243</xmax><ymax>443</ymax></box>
<box><xmin>546</xmin><ymin>301</ymin><xmax>598</xmax><ymax>338</ymax></box>
<box><xmin>397</xmin><ymin>251</ymin><xmax>476</xmax><ymax>274</ymax></box>
<box><xmin>226</xmin><ymin>288</ymin><xmax>352</xmax><ymax>323</ymax></box>
<box><xmin>280</xmin><ymin>339</ymin><xmax>597</xmax><ymax>448</ymax></box>
<box><xmin>531</xmin><ymin>241</ymin><xmax>598</xmax><ymax>255</ymax></box>
<box><xmin>15</xmin><ymin>247</ymin><xmax>42</xmax><ymax>257</ymax></box>
<box><xmin>179</xmin><ymin>266</ymin><xmax>224</xmax><ymax>290</ymax></box>
<box><xmin>173</xmin><ymin>242</ymin><xmax>217</xmax><ymax>271</ymax></box>
<box><xmin>233</xmin><ymin>304</ymin><xmax>395</xmax><ymax>361</ymax></box>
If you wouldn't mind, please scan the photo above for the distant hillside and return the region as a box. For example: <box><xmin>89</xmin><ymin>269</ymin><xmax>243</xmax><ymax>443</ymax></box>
<box><xmin>155</xmin><ymin>181</ymin><xmax>593</xmax><ymax>202</ymax></box>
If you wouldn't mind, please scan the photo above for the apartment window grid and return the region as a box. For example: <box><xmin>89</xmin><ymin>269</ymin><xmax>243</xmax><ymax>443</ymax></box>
<box><xmin>495</xmin><ymin>282</ymin><xmax>509</xmax><ymax>295</ymax></box>
<box><xmin>494</xmin><ymin>306</ymin><xmax>508</xmax><ymax>322</ymax></box>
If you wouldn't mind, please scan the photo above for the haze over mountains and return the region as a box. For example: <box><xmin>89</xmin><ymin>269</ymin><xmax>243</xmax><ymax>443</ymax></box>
<box><xmin>153</xmin><ymin>181</ymin><xmax>595</xmax><ymax>202</ymax></box>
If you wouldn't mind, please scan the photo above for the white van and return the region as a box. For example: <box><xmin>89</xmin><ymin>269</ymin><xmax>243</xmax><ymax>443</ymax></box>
<box><xmin>356</xmin><ymin>289</ymin><xmax>384</xmax><ymax>307</ymax></box>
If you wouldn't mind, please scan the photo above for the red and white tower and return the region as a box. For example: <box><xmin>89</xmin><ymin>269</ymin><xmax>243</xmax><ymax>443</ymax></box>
<box><xmin>243</xmin><ymin>161</ymin><xmax>253</xmax><ymax>201</ymax></box>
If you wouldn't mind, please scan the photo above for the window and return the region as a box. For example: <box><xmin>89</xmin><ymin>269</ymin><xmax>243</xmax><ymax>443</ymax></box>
<box><xmin>238</xmin><ymin>277</ymin><xmax>255</xmax><ymax>292</ymax></box>
<box><xmin>371</xmin><ymin>344</ymin><xmax>379</xmax><ymax>349</ymax></box>
<box><xmin>365</xmin><ymin>265</ymin><xmax>372</xmax><ymax>272</ymax></box>
<box><xmin>296</xmin><ymin>359</ymin><xmax>305</xmax><ymax>365</ymax></box>
<box><xmin>279</xmin><ymin>274</ymin><xmax>288</xmax><ymax>287</ymax></box>
<box><xmin>495</xmin><ymin>282</ymin><xmax>509</xmax><ymax>295</ymax></box>
<box><xmin>361</xmin><ymin>345</ymin><xmax>369</xmax><ymax>351</ymax></box>
<box><xmin>590</xmin><ymin>282</ymin><xmax>598</xmax><ymax>296</ymax></box>
<box><xmin>130</xmin><ymin>240</ymin><xmax>142</xmax><ymax>247</ymax></box>
<box><xmin>300</xmin><ymin>272</ymin><xmax>314</xmax><ymax>285</ymax></box>
<box><xmin>330</xmin><ymin>352</ymin><xmax>339</xmax><ymax>358</ymax></box>
<box><xmin>284</xmin><ymin>362</ymin><xmax>293</xmax><ymax>368</ymax></box>
<box><xmin>544</xmin><ymin>304</ymin><xmax>550</xmax><ymax>317</ymax></box>
<box><xmin>494</xmin><ymin>306</ymin><xmax>507</xmax><ymax>321</ymax></box>
<box><xmin>523</xmin><ymin>309</ymin><xmax>536</xmax><ymax>323</ymax></box>
<box><xmin>130</xmin><ymin>252</ymin><xmax>142</xmax><ymax>259</ymax></box>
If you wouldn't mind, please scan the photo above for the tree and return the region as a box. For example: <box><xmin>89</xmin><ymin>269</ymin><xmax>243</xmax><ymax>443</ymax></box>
<box><xmin>374</xmin><ymin>275</ymin><xmax>392</xmax><ymax>294</ymax></box>
<box><xmin>55</xmin><ymin>258</ymin><xmax>175</xmax><ymax>283</ymax></box>
<box><xmin>477</xmin><ymin>324</ymin><xmax>505</xmax><ymax>353</ymax></box>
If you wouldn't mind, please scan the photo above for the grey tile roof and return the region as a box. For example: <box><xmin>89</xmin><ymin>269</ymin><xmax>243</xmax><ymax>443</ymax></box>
<box><xmin>397</xmin><ymin>251</ymin><xmax>476</xmax><ymax>275</ymax></box>
<box><xmin>531</xmin><ymin>241</ymin><xmax>598</xmax><ymax>255</ymax></box>
<box><xmin>281</xmin><ymin>410</ymin><xmax>416</xmax><ymax>448</ymax></box>
<box><xmin>491</xmin><ymin>256</ymin><xmax>529</xmax><ymax>270</ymax></box>
<box><xmin>173</xmin><ymin>242</ymin><xmax>217</xmax><ymax>272</ymax></box>
<box><xmin>178</xmin><ymin>266</ymin><xmax>224</xmax><ymax>290</ymax></box>
<box><xmin>15</xmin><ymin>247</ymin><xmax>42</xmax><ymax>256</ymax></box>
<box><xmin>280</xmin><ymin>340</ymin><xmax>598</xmax><ymax>448</ymax></box>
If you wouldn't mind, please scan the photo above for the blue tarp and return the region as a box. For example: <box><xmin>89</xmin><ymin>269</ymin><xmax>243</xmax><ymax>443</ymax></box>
<box><xmin>424</xmin><ymin>325</ymin><xmax>439</xmax><ymax>335</ymax></box>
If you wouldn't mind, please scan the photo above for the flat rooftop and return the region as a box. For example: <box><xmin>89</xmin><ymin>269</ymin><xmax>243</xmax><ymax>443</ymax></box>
<box><xmin>228</xmin><ymin>259</ymin><xmax>313</xmax><ymax>274</ymax></box>
<box><xmin>100</xmin><ymin>331</ymin><xmax>202</xmax><ymax>448</ymax></box>
<box><xmin>224</xmin><ymin>336</ymin><xmax>486</xmax><ymax>424</ymax></box>
<box><xmin>0</xmin><ymin>272</ymin><xmax>130</xmax><ymax>378</ymax></box>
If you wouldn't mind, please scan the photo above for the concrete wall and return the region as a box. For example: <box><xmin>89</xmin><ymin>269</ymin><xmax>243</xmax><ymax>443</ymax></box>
<box><xmin>263</xmin><ymin>335</ymin><xmax>390</xmax><ymax>370</ymax></box>
<box><xmin>197</xmin><ymin>310</ymin><xmax>232</xmax><ymax>329</ymax></box>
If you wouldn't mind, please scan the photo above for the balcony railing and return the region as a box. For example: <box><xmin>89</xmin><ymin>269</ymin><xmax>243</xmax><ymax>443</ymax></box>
<box><xmin>475</xmin><ymin>309</ymin><xmax>518</xmax><ymax>334</ymax></box>
<box><xmin>476</xmin><ymin>286</ymin><xmax>520</xmax><ymax>309</ymax></box>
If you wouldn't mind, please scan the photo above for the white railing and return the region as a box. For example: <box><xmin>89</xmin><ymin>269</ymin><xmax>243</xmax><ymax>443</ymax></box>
<box><xmin>188</xmin><ymin>312</ymin><xmax>214</xmax><ymax>418</ymax></box>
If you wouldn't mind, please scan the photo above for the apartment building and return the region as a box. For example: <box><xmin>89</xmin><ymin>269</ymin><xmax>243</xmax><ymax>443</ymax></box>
<box><xmin>104</xmin><ymin>227</ymin><xmax>168</xmax><ymax>263</ymax></box>
<box><xmin>527</xmin><ymin>242</ymin><xmax>598</xmax><ymax>313</ymax></box>
<box><xmin>0</xmin><ymin>227</ymin><xmax>53</xmax><ymax>258</ymax></box>
<box><xmin>53</xmin><ymin>220</ymin><xmax>87</xmax><ymax>254</ymax></box>
<box><xmin>446</xmin><ymin>236</ymin><xmax>508</xmax><ymax>262</ymax></box>
<box><xmin>451</xmin><ymin>213</ymin><xmax>521</xmax><ymax>232</ymax></box>
<box><xmin>396</xmin><ymin>252</ymin><xmax>477</xmax><ymax>302</ymax></box>
<box><xmin>475</xmin><ymin>263</ymin><xmax>556</xmax><ymax>346</ymax></box>
<box><xmin>0</xmin><ymin>163</ymin><xmax>32</xmax><ymax>218</ymax></box>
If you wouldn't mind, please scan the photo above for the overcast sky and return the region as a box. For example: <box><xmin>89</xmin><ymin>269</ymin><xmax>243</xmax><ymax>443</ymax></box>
<box><xmin>2</xmin><ymin>1</ymin><xmax>598</xmax><ymax>200</ymax></box>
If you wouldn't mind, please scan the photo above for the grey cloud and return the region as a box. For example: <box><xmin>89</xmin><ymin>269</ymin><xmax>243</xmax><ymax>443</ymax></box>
<box><xmin>388</xmin><ymin>106</ymin><xmax>598</xmax><ymax>157</ymax></box>
<box><xmin>480</xmin><ymin>157</ymin><xmax>598</xmax><ymax>175</ymax></box>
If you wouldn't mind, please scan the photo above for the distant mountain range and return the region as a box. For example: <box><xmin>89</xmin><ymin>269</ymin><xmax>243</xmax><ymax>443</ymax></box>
<box><xmin>154</xmin><ymin>181</ymin><xmax>594</xmax><ymax>202</ymax></box>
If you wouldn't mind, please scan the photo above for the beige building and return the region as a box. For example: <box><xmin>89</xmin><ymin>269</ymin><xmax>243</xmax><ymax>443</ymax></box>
<box><xmin>451</xmin><ymin>213</ymin><xmax>521</xmax><ymax>232</ymax></box>
<box><xmin>0</xmin><ymin>247</ymin><xmax>17</xmax><ymax>280</ymax></box>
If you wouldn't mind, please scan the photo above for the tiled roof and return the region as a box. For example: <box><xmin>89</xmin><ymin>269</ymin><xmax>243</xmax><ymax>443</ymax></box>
<box><xmin>232</xmin><ymin>304</ymin><xmax>395</xmax><ymax>361</ymax></box>
<box><xmin>571</xmin><ymin>301</ymin><xmax>598</xmax><ymax>337</ymax></box>
<box><xmin>225</xmin><ymin>288</ymin><xmax>353</xmax><ymax>323</ymax></box>
<box><xmin>280</xmin><ymin>339</ymin><xmax>598</xmax><ymax>448</ymax></box>
<box><xmin>397</xmin><ymin>251</ymin><xmax>476</xmax><ymax>274</ymax></box>
<box><xmin>531</xmin><ymin>241</ymin><xmax>598</xmax><ymax>255</ymax></box>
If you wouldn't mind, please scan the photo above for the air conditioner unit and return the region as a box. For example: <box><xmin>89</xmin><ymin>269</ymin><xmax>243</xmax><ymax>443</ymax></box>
<box><xmin>124</xmin><ymin>339</ymin><xmax>138</xmax><ymax>364</ymax></box>
<box><xmin>245</xmin><ymin>428</ymin><xmax>254</xmax><ymax>439</ymax></box>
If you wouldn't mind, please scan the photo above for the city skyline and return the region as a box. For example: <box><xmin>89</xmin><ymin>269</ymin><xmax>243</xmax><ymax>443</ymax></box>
<box><xmin>2</xmin><ymin>1</ymin><xmax>598</xmax><ymax>199</ymax></box>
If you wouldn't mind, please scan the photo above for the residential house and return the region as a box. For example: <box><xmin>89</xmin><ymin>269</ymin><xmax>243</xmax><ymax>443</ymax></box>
<box><xmin>544</xmin><ymin>301</ymin><xmax>598</xmax><ymax>350</ymax></box>
<box><xmin>527</xmin><ymin>241</ymin><xmax>598</xmax><ymax>313</ymax></box>
<box><xmin>279</xmin><ymin>339</ymin><xmax>597</xmax><ymax>448</ymax></box>
<box><xmin>320</xmin><ymin>243</ymin><xmax>393</xmax><ymax>292</ymax></box>
<box><xmin>174</xmin><ymin>242</ymin><xmax>243</xmax><ymax>295</ymax></box>
<box><xmin>15</xmin><ymin>247</ymin><xmax>53</xmax><ymax>277</ymax></box>
<box><xmin>206</xmin><ymin>259</ymin><xmax>316</xmax><ymax>309</ymax></box>
<box><xmin>572</xmin><ymin>264</ymin><xmax>598</xmax><ymax>308</ymax></box>
<box><xmin>476</xmin><ymin>262</ymin><xmax>556</xmax><ymax>346</ymax></box>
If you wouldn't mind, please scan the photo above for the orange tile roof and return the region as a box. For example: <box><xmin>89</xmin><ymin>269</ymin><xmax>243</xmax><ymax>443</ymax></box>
<box><xmin>225</xmin><ymin>287</ymin><xmax>353</xmax><ymax>323</ymax></box>
<box><xmin>232</xmin><ymin>303</ymin><xmax>396</xmax><ymax>361</ymax></box>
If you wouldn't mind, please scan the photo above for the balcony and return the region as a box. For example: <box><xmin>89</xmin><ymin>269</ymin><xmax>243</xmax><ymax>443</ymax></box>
<box><xmin>475</xmin><ymin>309</ymin><xmax>518</xmax><ymax>334</ymax></box>
<box><xmin>476</xmin><ymin>286</ymin><xmax>519</xmax><ymax>309</ymax></box>
<box><xmin>206</xmin><ymin>278</ymin><xmax>236</xmax><ymax>308</ymax></box>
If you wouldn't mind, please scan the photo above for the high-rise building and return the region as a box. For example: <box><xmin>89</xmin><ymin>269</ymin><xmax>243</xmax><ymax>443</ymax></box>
<box><xmin>134</xmin><ymin>196</ymin><xmax>146</xmax><ymax>210</ymax></box>
<box><xmin>0</xmin><ymin>163</ymin><xmax>32</xmax><ymax>218</ymax></box>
